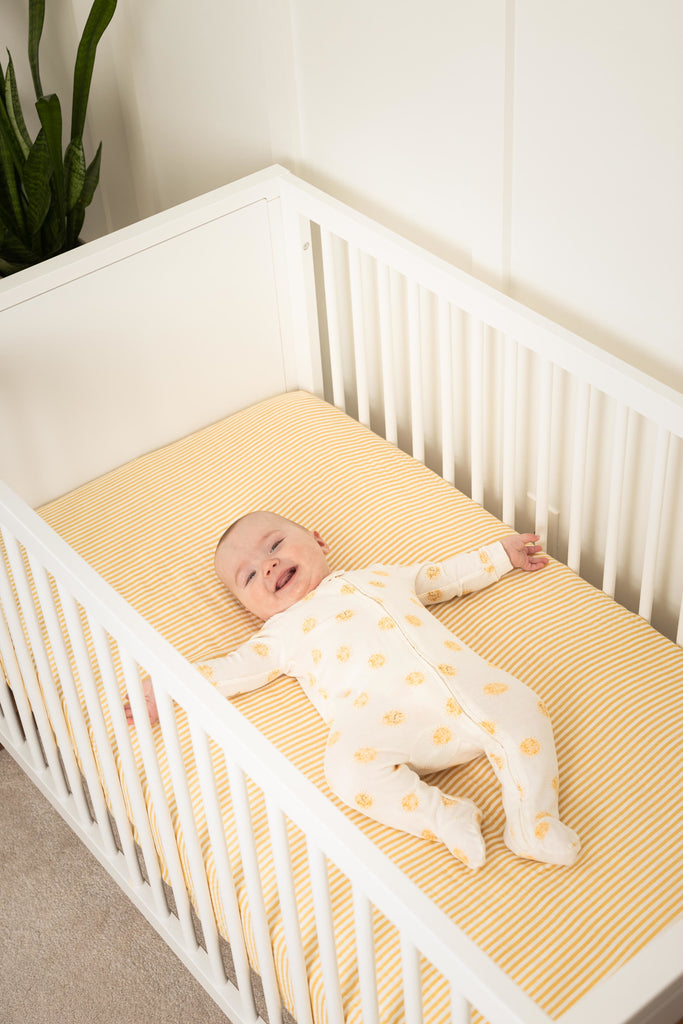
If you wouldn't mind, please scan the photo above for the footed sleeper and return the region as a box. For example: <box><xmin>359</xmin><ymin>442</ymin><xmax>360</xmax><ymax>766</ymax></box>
<box><xmin>199</xmin><ymin>542</ymin><xmax>580</xmax><ymax>868</ymax></box>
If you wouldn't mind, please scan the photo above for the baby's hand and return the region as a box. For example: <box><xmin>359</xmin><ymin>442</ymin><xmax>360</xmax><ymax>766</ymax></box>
<box><xmin>124</xmin><ymin>676</ymin><xmax>159</xmax><ymax>726</ymax></box>
<box><xmin>500</xmin><ymin>533</ymin><xmax>549</xmax><ymax>572</ymax></box>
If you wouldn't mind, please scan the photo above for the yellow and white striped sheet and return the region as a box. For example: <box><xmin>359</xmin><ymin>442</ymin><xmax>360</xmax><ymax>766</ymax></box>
<box><xmin>38</xmin><ymin>390</ymin><xmax>683</xmax><ymax>1023</ymax></box>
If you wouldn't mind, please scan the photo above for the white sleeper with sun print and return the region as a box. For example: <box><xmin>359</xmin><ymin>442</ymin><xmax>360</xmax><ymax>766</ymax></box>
<box><xmin>198</xmin><ymin>542</ymin><xmax>580</xmax><ymax>868</ymax></box>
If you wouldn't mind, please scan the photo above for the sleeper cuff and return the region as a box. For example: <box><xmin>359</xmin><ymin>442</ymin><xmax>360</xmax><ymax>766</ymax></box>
<box><xmin>487</xmin><ymin>540</ymin><xmax>514</xmax><ymax>578</ymax></box>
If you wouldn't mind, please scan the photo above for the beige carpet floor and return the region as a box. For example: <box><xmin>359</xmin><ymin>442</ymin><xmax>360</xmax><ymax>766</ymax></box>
<box><xmin>0</xmin><ymin>746</ymin><xmax>235</xmax><ymax>1024</ymax></box>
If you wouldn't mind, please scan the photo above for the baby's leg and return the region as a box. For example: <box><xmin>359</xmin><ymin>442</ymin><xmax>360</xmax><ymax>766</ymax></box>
<box><xmin>467</xmin><ymin>673</ymin><xmax>580</xmax><ymax>866</ymax></box>
<box><xmin>323</xmin><ymin>722</ymin><xmax>487</xmax><ymax>868</ymax></box>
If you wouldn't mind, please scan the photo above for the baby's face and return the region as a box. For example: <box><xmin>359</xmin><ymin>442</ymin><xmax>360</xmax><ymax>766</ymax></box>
<box><xmin>215</xmin><ymin>511</ymin><xmax>331</xmax><ymax>620</ymax></box>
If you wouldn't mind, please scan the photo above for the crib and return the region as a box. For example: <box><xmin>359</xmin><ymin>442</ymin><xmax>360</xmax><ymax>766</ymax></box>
<box><xmin>1</xmin><ymin>165</ymin><xmax>682</xmax><ymax>1024</ymax></box>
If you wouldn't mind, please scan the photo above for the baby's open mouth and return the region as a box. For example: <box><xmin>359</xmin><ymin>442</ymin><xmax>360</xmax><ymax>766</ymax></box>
<box><xmin>276</xmin><ymin>566</ymin><xmax>296</xmax><ymax>591</ymax></box>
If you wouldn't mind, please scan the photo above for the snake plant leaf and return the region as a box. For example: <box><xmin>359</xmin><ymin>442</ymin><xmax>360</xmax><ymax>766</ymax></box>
<box><xmin>35</xmin><ymin>93</ymin><xmax>66</xmax><ymax>220</ymax></box>
<box><xmin>0</xmin><ymin>188</ymin><xmax>12</xmax><ymax>230</ymax></box>
<box><xmin>0</xmin><ymin>148</ymin><xmax>20</xmax><ymax>223</ymax></box>
<box><xmin>0</xmin><ymin>185</ymin><xmax>20</xmax><ymax>238</ymax></box>
<box><xmin>80</xmin><ymin>140</ymin><xmax>102</xmax><ymax>207</ymax></box>
<box><xmin>4</xmin><ymin>54</ymin><xmax>32</xmax><ymax>159</ymax></box>
<box><xmin>22</xmin><ymin>128</ymin><xmax>52</xmax><ymax>234</ymax></box>
<box><xmin>67</xmin><ymin>202</ymin><xmax>85</xmax><ymax>249</ymax></box>
<box><xmin>0</xmin><ymin>80</ymin><xmax>27</xmax><ymax>176</ymax></box>
<box><xmin>0</xmin><ymin>218</ymin><xmax>36</xmax><ymax>266</ymax></box>
<box><xmin>71</xmin><ymin>0</ymin><xmax>117</xmax><ymax>142</ymax></box>
<box><xmin>66</xmin><ymin>140</ymin><xmax>101</xmax><ymax>246</ymax></box>
<box><xmin>41</xmin><ymin>187</ymin><xmax>67</xmax><ymax>255</ymax></box>
<box><xmin>0</xmin><ymin>255</ymin><xmax>19</xmax><ymax>274</ymax></box>
<box><xmin>0</xmin><ymin>114</ymin><xmax>26</xmax><ymax>235</ymax></box>
<box><xmin>64</xmin><ymin>136</ymin><xmax>86</xmax><ymax>211</ymax></box>
<box><xmin>28</xmin><ymin>0</ymin><xmax>46</xmax><ymax>99</ymax></box>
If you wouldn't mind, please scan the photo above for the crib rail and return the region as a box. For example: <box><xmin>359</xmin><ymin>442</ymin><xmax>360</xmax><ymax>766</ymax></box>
<box><xmin>277</xmin><ymin>175</ymin><xmax>683</xmax><ymax>647</ymax></box>
<box><xmin>0</xmin><ymin>481</ymin><xmax>553</xmax><ymax>1024</ymax></box>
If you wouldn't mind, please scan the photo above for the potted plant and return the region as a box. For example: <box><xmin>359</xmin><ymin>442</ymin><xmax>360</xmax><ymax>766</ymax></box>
<box><xmin>0</xmin><ymin>0</ymin><xmax>117</xmax><ymax>276</ymax></box>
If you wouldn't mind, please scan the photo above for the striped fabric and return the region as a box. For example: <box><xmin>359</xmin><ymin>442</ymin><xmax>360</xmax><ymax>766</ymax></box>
<box><xmin>38</xmin><ymin>390</ymin><xmax>683</xmax><ymax>1023</ymax></box>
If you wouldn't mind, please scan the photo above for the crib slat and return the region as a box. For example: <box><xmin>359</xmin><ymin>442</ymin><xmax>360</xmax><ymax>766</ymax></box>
<box><xmin>469</xmin><ymin>318</ymin><xmax>485</xmax><ymax>506</ymax></box>
<box><xmin>0</xmin><ymin>633</ymin><xmax>24</xmax><ymax>747</ymax></box>
<box><xmin>280</xmin><ymin>204</ymin><xmax>323</xmax><ymax>396</ymax></box>
<box><xmin>349</xmin><ymin>244</ymin><xmax>371</xmax><ymax>428</ymax></box>
<box><xmin>28</xmin><ymin>556</ymin><xmax>119</xmax><ymax>854</ymax></box>
<box><xmin>377</xmin><ymin>261</ymin><xmax>398</xmax><ymax>446</ymax></box>
<box><xmin>306</xmin><ymin>842</ymin><xmax>345</xmax><ymax>1024</ymax></box>
<box><xmin>533</xmin><ymin>359</ymin><xmax>554</xmax><ymax>551</ymax></box>
<box><xmin>602</xmin><ymin>403</ymin><xmax>630</xmax><ymax>598</ymax></box>
<box><xmin>407</xmin><ymin>279</ymin><xmax>425</xmax><ymax>463</ymax></box>
<box><xmin>55</xmin><ymin>585</ymin><xmax>147</xmax><ymax>888</ymax></box>
<box><xmin>151</xmin><ymin>678</ymin><xmax>226</xmax><ymax>984</ymax></box>
<box><xmin>189</xmin><ymin>722</ymin><xmax>258</xmax><ymax>1020</ymax></box>
<box><xmin>438</xmin><ymin>298</ymin><xmax>455</xmax><ymax>485</ymax></box>
<box><xmin>0</xmin><ymin>586</ymin><xmax>44</xmax><ymax>762</ymax></box>
<box><xmin>502</xmin><ymin>335</ymin><xmax>517</xmax><ymax>528</ymax></box>
<box><xmin>567</xmin><ymin>379</ymin><xmax>591</xmax><ymax>575</ymax></box>
<box><xmin>225</xmin><ymin>756</ymin><xmax>283</xmax><ymax>1024</ymax></box>
<box><xmin>638</xmin><ymin>426</ymin><xmax>670</xmax><ymax>623</ymax></box>
<box><xmin>88</xmin><ymin>614</ymin><xmax>178</xmax><ymax>913</ymax></box>
<box><xmin>320</xmin><ymin>228</ymin><xmax>346</xmax><ymax>411</ymax></box>
<box><xmin>450</xmin><ymin>986</ymin><xmax>471</xmax><ymax>1024</ymax></box>
<box><xmin>352</xmin><ymin>889</ymin><xmax>380</xmax><ymax>1024</ymax></box>
<box><xmin>264</xmin><ymin>795</ymin><xmax>315</xmax><ymax>1024</ymax></box>
<box><xmin>115</xmin><ymin>650</ymin><xmax>198</xmax><ymax>948</ymax></box>
<box><xmin>0</xmin><ymin>528</ymin><xmax>67</xmax><ymax>795</ymax></box>
<box><xmin>400</xmin><ymin>935</ymin><xmax>424</xmax><ymax>1024</ymax></box>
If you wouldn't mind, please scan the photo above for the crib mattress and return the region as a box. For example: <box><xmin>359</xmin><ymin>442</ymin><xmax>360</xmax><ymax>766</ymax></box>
<box><xmin>38</xmin><ymin>390</ymin><xmax>683</xmax><ymax>1023</ymax></box>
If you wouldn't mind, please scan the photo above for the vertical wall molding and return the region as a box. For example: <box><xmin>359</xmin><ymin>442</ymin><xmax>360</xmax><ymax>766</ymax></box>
<box><xmin>468</xmin><ymin>0</ymin><xmax>516</xmax><ymax>292</ymax></box>
<box><xmin>501</xmin><ymin>0</ymin><xmax>517</xmax><ymax>293</ymax></box>
<box><xmin>257</xmin><ymin>0</ymin><xmax>305</xmax><ymax>175</ymax></box>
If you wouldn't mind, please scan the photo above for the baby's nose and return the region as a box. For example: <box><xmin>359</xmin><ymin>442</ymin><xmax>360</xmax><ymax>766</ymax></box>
<box><xmin>263</xmin><ymin>558</ymin><xmax>278</xmax><ymax>576</ymax></box>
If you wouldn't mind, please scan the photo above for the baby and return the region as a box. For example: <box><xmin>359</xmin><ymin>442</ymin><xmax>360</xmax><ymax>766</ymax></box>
<box><xmin>136</xmin><ymin>511</ymin><xmax>580</xmax><ymax>869</ymax></box>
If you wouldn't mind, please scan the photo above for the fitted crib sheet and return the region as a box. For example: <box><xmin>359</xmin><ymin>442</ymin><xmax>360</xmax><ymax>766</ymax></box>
<box><xmin>37</xmin><ymin>390</ymin><xmax>683</xmax><ymax>1023</ymax></box>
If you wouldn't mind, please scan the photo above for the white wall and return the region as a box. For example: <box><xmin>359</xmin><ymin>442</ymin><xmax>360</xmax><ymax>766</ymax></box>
<box><xmin>13</xmin><ymin>0</ymin><xmax>683</xmax><ymax>392</ymax></box>
<box><xmin>510</xmin><ymin>2</ymin><xmax>683</xmax><ymax>388</ymax></box>
<box><xmin>281</xmin><ymin>0</ymin><xmax>683</xmax><ymax>389</ymax></box>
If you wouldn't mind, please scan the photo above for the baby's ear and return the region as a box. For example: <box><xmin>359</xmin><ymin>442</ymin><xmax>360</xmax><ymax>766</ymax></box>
<box><xmin>313</xmin><ymin>530</ymin><xmax>330</xmax><ymax>555</ymax></box>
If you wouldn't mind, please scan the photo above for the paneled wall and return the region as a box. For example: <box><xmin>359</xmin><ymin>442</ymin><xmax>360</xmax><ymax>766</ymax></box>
<box><xmin>6</xmin><ymin>1</ymin><xmax>683</xmax><ymax>392</ymax></box>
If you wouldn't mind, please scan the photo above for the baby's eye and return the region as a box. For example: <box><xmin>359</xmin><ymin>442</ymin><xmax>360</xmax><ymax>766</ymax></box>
<box><xmin>245</xmin><ymin>570</ymin><xmax>255</xmax><ymax>586</ymax></box>
<box><xmin>271</xmin><ymin>538</ymin><xmax>282</xmax><ymax>552</ymax></box>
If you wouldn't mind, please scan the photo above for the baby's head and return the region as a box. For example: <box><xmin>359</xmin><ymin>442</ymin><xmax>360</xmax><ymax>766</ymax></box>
<box><xmin>214</xmin><ymin>510</ymin><xmax>331</xmax><ymax>620</ymax></box>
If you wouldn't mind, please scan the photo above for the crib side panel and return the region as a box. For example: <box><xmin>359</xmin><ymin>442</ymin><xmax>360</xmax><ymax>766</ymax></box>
<box><xmin>276</xmin><ymin>178</ymin><xmax>683</xmax><ymax>645</ymax></box>
<box><xmin>0</xmin><ymin>193</ymin><xmax>288</xmax><ymax>509</ymax></box>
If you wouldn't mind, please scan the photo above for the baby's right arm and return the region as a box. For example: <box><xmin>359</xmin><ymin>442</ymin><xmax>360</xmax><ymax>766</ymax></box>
<box><xmin>126</xmin><ymin>635</ymin><xmax>283</xmax><ymax>727</ymax></box>
<box><xmin>194</xmin><ymin>638</ymin><xmax>284</xmax><ymax>697</ymax></box>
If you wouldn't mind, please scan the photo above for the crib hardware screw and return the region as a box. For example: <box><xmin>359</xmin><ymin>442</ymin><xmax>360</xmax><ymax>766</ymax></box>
<box><xmin>303</xmin><ymin>242</ymin><xmax>310</xmax><ymax>251</ymax></box>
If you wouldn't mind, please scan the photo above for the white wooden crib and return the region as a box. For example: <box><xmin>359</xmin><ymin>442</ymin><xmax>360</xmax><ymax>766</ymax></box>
<box><xmin>1</xmin><ymin>166</ymin><xmax>682</xmax><ymax>1024</ymax></box>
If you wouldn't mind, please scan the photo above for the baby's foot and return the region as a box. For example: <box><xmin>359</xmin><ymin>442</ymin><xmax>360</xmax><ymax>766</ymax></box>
<box><xmin>505</xmin><ymin>814</ymin><xmax>580</xmax><ymax>867</ymax></box>
<box><xmin>439</xmin><ymin>796</ymin><xmax>486</xmax><ymax>869</ymax></box>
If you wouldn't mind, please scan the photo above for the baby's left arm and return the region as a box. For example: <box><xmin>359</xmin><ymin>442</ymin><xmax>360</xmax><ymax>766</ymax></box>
<box><xmin>413</xmin><ymin>533</ymin><xmax>547</xmax><ymax>605</ymax></box>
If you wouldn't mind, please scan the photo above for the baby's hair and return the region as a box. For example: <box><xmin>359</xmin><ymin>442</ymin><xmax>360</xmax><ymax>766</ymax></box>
<box><xmin>214</xmin><ymin>510</ymin><xmax>301</xmax><ymax>557</ymax></box>
<box><xmin>215</xmin><ymin>514</ymin><xmax>248</xmax><ymax>554</ymax></box>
